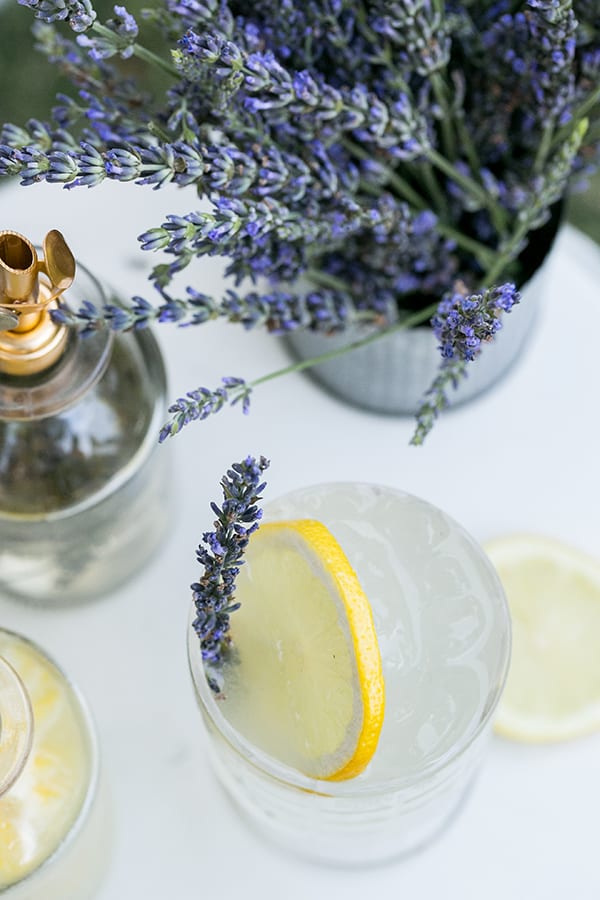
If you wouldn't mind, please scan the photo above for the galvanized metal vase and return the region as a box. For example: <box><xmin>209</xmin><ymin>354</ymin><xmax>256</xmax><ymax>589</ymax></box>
<box><xmin>284</xmin><ymin>248</ymin><xmax>549</xmax><ymax>415</ymax></box>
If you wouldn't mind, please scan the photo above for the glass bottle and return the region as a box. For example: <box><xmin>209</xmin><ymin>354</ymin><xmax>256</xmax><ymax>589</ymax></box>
<box><xmin>0</xmin><ymin>626</ymin><xmax>108</xmax><ymax>897</ymax></box>
<box><xmin>0</xmin><ymin>229</ymin><xmax>169</xmax><ymax>604</ymax></box>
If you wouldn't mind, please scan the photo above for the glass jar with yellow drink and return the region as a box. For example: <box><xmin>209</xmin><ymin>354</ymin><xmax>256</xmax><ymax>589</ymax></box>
<box><xmin>0</xmin><ymin>627</ymin><xmax>109</xmax><ymax>896</ymax></box>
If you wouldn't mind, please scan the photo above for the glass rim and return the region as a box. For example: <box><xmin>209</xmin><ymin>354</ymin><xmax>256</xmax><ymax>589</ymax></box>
<box><xmin>187</xmin><ymin>481</ymin><xmax>512</xmax><ymax>797</ymax></box>
<box><xmin>0</xmin><ymin>654</ymin><xmax>34</xmax><ymax>796</ymax></box>
<box><xmin>0</xmin><ymin>627</ymin><xmax>101</xmax><ymax>885</ymax></box>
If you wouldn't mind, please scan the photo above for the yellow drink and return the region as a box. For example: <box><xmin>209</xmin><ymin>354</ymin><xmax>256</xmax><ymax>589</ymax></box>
<box><xmin>0</xmin><ymin>629</ymin><xmax>106</xmax><ymax>896</ymax></box>
<box><xmin>189</xmin><ymin>484</ymin><xmax>511</xmax><ymax>864</ymax></box>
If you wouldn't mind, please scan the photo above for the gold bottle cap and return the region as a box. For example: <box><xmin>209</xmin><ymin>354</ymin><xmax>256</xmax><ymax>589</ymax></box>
<box><xmin>0</xmin><ymin>230</ymin><xmax>76</xmax><ymax>376</ymax></box>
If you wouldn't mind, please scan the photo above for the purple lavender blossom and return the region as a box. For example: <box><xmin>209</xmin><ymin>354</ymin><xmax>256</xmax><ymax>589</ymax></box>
<box><xmin>51</xmin><ymin>283</ymin><xmax>366</xmax><ymax>337</ymax></box>
<box><xmin>432</xmin><ymin>283</ymin><xmax>520</xmax><ymax>362</ymax></box>
<box><xmin>411</xmin><ymin>358</ymin><xmax>467</xmax><ymax>446</ymax></box>
<box><xmin>190</xmin><ymin>455</ymin><xmax>269</xmax><ymax>691</ymax></box>
<box><xmin>77</xmin><ymin>5</ymin><xmax>138</xmax><ymax>59</ymax></box>
<box><xmin>159</xmin><ymin>378</ymin><xmax>253</xmax><ymax>441</ymax></box>
<box><xmin>475</xmin><ymin>0</ymin><xmax>578</xmax><ymax>164</ymax></box>
<box><xmin>371</xmin><ymin>0</ymin><xmax>451</xmax><ymax>76</ymax></box>
<box><xmin>173</xmin><ymin>29</ymin><xmax>431</xmax><ymax>157</ymax></box>
<box><xmin>18</xmin><ymin>0</ymin><xmax>97</xmax><ymax>31</ymax></box>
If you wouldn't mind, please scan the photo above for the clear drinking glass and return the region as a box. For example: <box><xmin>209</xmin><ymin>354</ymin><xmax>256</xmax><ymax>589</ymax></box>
<box><xmin>0</xmin><ymin>627</ymin><xmax>110</xmax><ymax>896</ymax></box>
<box><xmin>188</xmin><ymin>483</ymin><xmax>511</xmax><ymax>866</ymax></box>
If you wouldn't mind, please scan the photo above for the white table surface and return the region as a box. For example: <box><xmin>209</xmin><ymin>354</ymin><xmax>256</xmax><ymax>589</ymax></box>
<box><xmin>1</xmin><ymin>179</ymin><xmax>599</xmax><ymax>899</ymax></box>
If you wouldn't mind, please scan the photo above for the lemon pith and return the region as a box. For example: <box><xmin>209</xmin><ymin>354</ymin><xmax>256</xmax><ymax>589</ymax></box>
<box><xmin>224</xmin><ymin>519</ymin><xmax>385</xmax><ymax>780</ymax></box>
<box><xmin>485</xmin><ymin>533</ymin><xmax>600</xmax><ymax>743</ymax></box>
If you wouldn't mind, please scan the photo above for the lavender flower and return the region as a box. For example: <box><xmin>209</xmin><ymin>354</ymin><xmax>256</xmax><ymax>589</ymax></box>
<box><xmin>475</xmin><ymin>0</ymin><xmax>578</xmax><ymax>166</ymax></box>
<box><xmin>159</xmin><ymin>377</ymin><xmax>253</xmax><ymax>441</ymax></box>
<box><xmin>527</xmin><ymin>0</ymin><xmax>577</xmax><ymax>121</ymax></box>
<box><xmin>370</xmin><ymin>0</ymin><xmax>451</xmax><ymax>77</ymax></box>
<box><xmin>174</xmin><ymin>30</ymin><xmax>431</xmax><ymax>156</ymax></box>
<box><xmin>18</xmin><ymin>0</ymin><xmax>97</xmax><ymax>32</ymax></box>
<box><xmin>411</xmin><ymin>358</ymin><xmax>467</xmax><ymax>446</ymax></box>
<box><xmin>77</xmin><ymin>5</ymin><xmax>139</xmax><ymax>60</ymax></box>
<box><xmin>191</xmin><ymin>454</ymin><xmax>269</xmax><ymax>691</ymax></box>
<box><xmin>138</xmin><ymin>192</ymin><xmax>429</xmax><ymax>289</ymax></box>
<box><xmin>51</xmin><ymin>283</ymin><xmax>367</xmax><ymax>340</ymax></box>
<box><xmin>432</xmin><ymin>282</ymin><xmax>520</xmax><ymax>362</ymax></box>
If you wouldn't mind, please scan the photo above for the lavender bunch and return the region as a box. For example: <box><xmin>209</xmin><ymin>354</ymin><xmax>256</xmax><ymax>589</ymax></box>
<box><xmin>191</xmin><ymin>454</ymin><xmax>269</xmax><ymax>693</ymax></box>
<box><xmin>1</xmin><ymin>0</ymin><xmax>599</xmax><ymax>442</ymax></box>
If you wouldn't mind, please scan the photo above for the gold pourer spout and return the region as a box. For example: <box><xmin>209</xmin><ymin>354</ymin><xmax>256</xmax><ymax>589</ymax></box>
<box><xmin>0</xmin><ymin>230</ymin><xmax>76</xmax><ymax>376</ymax></box>
<box><xmin>0</xmin><ymin>232</ymin><xmax>39</xmax><ymax>302</ymax></box>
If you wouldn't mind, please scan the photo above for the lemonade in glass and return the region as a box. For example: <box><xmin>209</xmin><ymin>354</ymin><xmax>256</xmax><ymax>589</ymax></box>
<box><xmin>0</xmin><ymin>628</ymin><xmax>109</xmax><ymax>897</ymax></box>
<box><xmin>188</xmin><ymin>482</ymin><xmax>510</xmax><ymax>865</ymax></box>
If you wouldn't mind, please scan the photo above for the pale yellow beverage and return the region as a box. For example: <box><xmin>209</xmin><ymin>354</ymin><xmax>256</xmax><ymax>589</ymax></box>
<box><xmin>189</xmin><ymin>484</ymin><xmax>511</xmax><ymax>865</ymax></box>
<box><xmin>0</xmin><ymin>628</ymin><xmax>108</xmax><ymax>897</ymax></box>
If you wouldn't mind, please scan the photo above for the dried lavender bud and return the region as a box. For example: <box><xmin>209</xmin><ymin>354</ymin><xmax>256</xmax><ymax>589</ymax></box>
<box><xmin>190</xmin><ymin>454</ymin><xmax>269</xmax><ymax>689</ymax></box>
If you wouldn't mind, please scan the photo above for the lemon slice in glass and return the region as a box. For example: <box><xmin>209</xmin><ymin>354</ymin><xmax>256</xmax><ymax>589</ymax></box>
<box><xmin>0</xmin><ymin>635</ymin><xmax>90</xmax><ymax>888</ymax></box>
<box><xmin>485</xmin><ymin>534</ymin><xmax>600</xmax><ymax>743</ymax></box>
<box><xmin>223</xmin><ymin>519</ymin><xmax>385</xmax><ymax>780</ymax></box>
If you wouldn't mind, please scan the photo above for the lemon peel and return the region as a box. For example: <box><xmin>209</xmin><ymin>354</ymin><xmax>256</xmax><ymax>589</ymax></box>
<box><xmin>228</xmin><ymin>519</ymin><xmax>385</xmax><ymax>780</ymax></box>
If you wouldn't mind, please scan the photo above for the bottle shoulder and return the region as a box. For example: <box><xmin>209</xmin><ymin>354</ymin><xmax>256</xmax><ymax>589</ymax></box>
<box><xmin>0</xmin><ymin>329</ymin><xmax>167</xmax><ymax>516</ymax></box>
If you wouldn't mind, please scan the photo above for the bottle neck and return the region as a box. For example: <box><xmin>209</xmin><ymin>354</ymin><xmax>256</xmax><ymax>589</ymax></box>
<box><xmin>0</xmin><ymin>655</ymin><xmax>34</xmax><ymax>797</ymax></box>
<box><xmin>0</xmin><ymin>232</ymin><xmax>71</xmax><ymax>377</ymax></box>
<box><xmin>0</xmin><ymin>288</ymin><xmax>69</xmax><ymax>377</ymax></box>
<box><xmin>0</xmin><ymin>259</ymin><xmax>113</xmax><ymax>421</ymax></box>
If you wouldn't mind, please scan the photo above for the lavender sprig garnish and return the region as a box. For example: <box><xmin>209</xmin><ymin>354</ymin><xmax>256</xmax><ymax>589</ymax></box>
<box><xmin>191</xmin><ymin>455</ymin><xmax>269</xmax><ymax>693</ymax></box>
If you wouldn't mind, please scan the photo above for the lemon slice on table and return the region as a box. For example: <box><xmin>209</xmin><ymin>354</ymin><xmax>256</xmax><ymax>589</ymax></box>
<box><xmin>226</xmin><ymin>519</ymin><xmax>385</xmax><ymax>781</ymax></box>
<box><xmin>485</xmin><ymin>534</ymin><xmax>600</xmax><ymax>743</ymax></box>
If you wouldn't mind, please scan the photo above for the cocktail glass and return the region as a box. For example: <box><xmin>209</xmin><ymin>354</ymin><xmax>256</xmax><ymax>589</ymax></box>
<box><xmin>188</xmin><ymin>483</ymin><xmax>511</xmax><ymax>866</ymax></box>
<box><xmin>0</xmin><ymin>628</ymin><xmax>110</xmax><ymax>896</ymax></box>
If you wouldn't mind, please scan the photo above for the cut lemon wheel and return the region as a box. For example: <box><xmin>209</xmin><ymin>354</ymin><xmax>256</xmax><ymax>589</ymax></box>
<box><xmin>485</xmin><ymin>534</ymin><xmax>600</xmax><ymax>743</ymax></box>
<box><xmin>226</xmin><ymin>519</ymin><xmax>385</xmax><ymax>780</ymax></box>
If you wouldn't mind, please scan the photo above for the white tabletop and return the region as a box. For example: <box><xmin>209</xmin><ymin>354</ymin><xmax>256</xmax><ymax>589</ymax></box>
<box><xmin>1</xmin><ymin>179</ymin><xmax>599</xmax><ymax>899</ymax></box>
